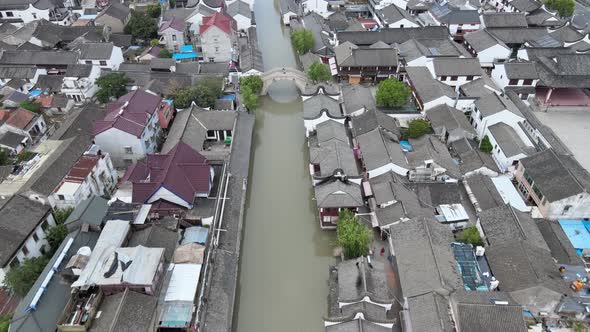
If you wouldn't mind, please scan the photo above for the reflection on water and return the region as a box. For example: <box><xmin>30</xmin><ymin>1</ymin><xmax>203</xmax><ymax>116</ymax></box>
<box><xmin>234</xmin><ymin>0</ymin><xmax>336</xmax><ymax>329</ymax></box>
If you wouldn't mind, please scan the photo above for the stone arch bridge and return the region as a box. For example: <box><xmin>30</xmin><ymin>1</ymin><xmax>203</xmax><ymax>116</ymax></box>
<box><xmin>260</xmin><ymin>67</ymin><xmax>310</xmax><ymax>95</ymax></box>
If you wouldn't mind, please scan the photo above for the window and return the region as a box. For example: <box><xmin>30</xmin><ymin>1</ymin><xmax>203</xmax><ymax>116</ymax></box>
<box><xmin>533</xmin><ymin>186</ymin><xmax>544</xmax><ymax>201</ymax></box>
<box><xmin>58</xmin><ymin>194</ymin><xmax>65</xmax><ymax>200</ymax></box>
<box><xmin>520</xmin><ymin>94</ymin><xmax>528</xmax><ymax>100</ymax></box>
<box><xmin>509</xmin><ymin>79</ymin><xmax>518</xmax><ymax>85</ymax></box>
<box><xmin>523</xmin><ymin>79</ymin><xmax>533</xmax><ymax>85</ymax></box>
<box><xmin>440</xmin><ymin>76</ymin><xmax>447</xmax><ymax>81</ymax></box>
<box><xmin>450</xmin><ymin>76</ymin><xmax>457</xmax><ymax>81</ymax></box>
<box><xmin>6</xmin><ymin>12</ymin><xmax>13</xmax><ymax>17</ymax></box>
<box><xmin>215</xmin><ymin>46</ymin><xmax>219</xmax><ymax>52</ymax></box>
<box><xmin>563</xmin><ymin>205</ymin><xmax>572</xmax><ymax>214</ymax></box>
<box><xmin>206</xmin><ymin>130</ymin><xmax>216</xmax><ymax>139</ymax></box>
<box><xmin>466</xmin><ymin>76</ymin><xmax>473</xmax><ymax>81</ymax></box>
<box><xmin>40</xmin><ymin>246</ymin><xmax>46</xmax><ymax>255</ymax></box>
<box><xmin>22</xmin><ymin>245</ymin><xmax>29</xmax><ymax>256</ymax></box>
<box><xmin>99</xmin><ymin>60</ymin><xmax>107</xmax><ymax>66</ymax></box>
<box><xmin>479</xmin><ymin>114</ymin><xmax>483</xmax><ymax>121</ymax></box>
<box><xmin>172</xmin><ymin>34</ymin><xmax>177</xmax><ymax>41</ymax></box>
<box><xmin>124</xmin><ymin>146</ymin><xmax>133</xmax><ymax>154</ymax></box>
<box><xmin>209</xmin><ymin>57</ymin><xmax>215</xmax><ymax>62</ymax></box>
<box><xmin>32</xmin><ymin>13</ymin><xmax>37</xmax><ymax>19</ymax></box>
<box><xmin>0</xmin><ymin>13</ymin><xmax>3</xmax><ymax>18</ymax></box>
<box><xmin>41</xmin><ymin>220</ymin><xmax>48</xmax><ymax>231</ymax></box>
<box><xmin>9</xmin><ymin>259</ymin><xmax>18</xmax><ymax>268</ymax></box>
<box><xmin>523</xmin><ymin>170</ymin><xmax>534</xmax><ymax>185</ymax></box>
<box><xmin>33</xmin><ymin>233</ymin><xmax>39</xmax><ymax>242</ymax></box>
<box><xmin>85</xmin><ymin>60</ymin><xmax>92</xmax><ymax>65</ymax></box>
<box><xmin>124</xmin><ymin>159</ymin><xmax>133</xmax><ymax>166</ymax></box>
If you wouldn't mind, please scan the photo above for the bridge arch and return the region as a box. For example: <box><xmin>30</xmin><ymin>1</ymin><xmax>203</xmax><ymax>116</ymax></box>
<box><xmin>259</xmin><ymin>67</ymin><xmax>310</xmax><ymax>95</ymax></box>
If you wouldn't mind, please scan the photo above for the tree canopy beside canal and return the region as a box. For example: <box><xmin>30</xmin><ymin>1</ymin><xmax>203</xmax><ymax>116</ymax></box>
<box><xmin>307</xmin><ymin>61</ymin><xmax>332</xmax><ymax>82</ymax></box>
<box><xmin>173</xmin><ymin>77</ymin><xmax>223</xmax><ymax>109</ymax></box>
<box><xmin>336</xmin><ymin>210</ymin><xmax>373</xmax><ymax>259</ymax></box>
<box><xmin>291</xmin><ymin>29</ymin><xmax>314</xmax><ymax>54</ymax></box>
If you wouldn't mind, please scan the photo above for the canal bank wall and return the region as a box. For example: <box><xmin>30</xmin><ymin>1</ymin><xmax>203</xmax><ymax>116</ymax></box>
<box><xmin>201</xmin><ymin>112</ymin><xmax>255</xmax><ymax>332</ymax></box>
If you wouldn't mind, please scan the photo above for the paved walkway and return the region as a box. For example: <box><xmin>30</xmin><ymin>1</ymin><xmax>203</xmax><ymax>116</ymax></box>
<box><xmin>202</xmin><ymin>112</ymin><xmax>255</xmax><ymax>332</ymax></box>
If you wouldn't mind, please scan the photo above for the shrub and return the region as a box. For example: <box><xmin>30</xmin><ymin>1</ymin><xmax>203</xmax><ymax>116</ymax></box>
<box><xmin>456</xmin><ymin>226</ymin><xmax>484</xmax><ymax>247</ymax></box>
<box><xmin>159</xmin><ymin>48</ymin><xmax>172</xmax><ymax>58</ymax></box>
<box><xmin>5</xmin><ymin>256</ymin><xmax>49</xmax><ymax>297</ymax></box>
<box><xmin>480</xmin><ymin>135</ymin><xmax>493</xmax><ymax>154</ymax></box>
<box><xmin>19</xmin><ymin>100</ymin><xmax>42</xmax><ymax>113</ymax></box>
<box><xmin>406</xmin><ymin>119</ymin><xmax>432</xmax><ymax>139</ymax></box>
<box><xmin>307</xmin><ymin>61</ymin><xmax>332</xmax><ymax>82</ymax></box>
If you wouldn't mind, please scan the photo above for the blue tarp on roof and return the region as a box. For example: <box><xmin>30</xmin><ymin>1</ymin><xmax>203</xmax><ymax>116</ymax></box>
<box><xmin>172</xmin><ymin>52</ymin><xmax>198</xmax><ymax>60</ymax></box>
<box><xmin>400</xmin><ymin>140</ymin><xmax>413</xmax><ymax>152</ymax></box>
<box><xmin>180</xmin><ymin>45</ymin><xmax>194</xmax><ymax>53</ymax></box>
<box><xmin>28</xmin><ymin>89</ymin><xmax>42</xmax><ymax>97</ymax></box>
<box><xmin>559</xmin><ymin>220</ymin><xmax>590</xmax><ymax>250</ymax></box>
<box><xmin>181</xmin><ymin>226</ymin><xmax>208</xmax><ymax>245</ymax></box>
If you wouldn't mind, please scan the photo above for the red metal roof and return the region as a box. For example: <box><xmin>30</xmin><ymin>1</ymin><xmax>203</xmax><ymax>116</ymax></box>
<box><xmin>200</xmin><ymin>12</ymin><xmax>236</xmax><ymax>35</ymax></box>
<box><xmin>92</xmin><ymin>89</ymin><xmax>161</xmax><ymax>138</ymax></box>
<box><xmin>129</xmin><ymin>142</ymin><xmax>211</xmax><ymax>207</ymax></box>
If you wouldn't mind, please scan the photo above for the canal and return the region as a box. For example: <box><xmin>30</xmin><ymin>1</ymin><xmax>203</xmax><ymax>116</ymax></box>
<box><xmin>233</xmin><ymin>0</ymin><xmax>336</xmax><ymax>330</ymax></box>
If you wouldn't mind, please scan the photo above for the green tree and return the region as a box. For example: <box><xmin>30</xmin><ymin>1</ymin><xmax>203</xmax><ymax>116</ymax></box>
<box><xmin>376</xmin><ymin>78</ymin><xmax>411</xmax><ymax>108</ymax></box>
<box><xmin>19</xmin><ymin>100</ymin><xmax>42</xmax><ymax>113</ymax></box>
<box><xmin>96</xmin><ymin>72</ymin><xmax>131</xmax><ymax>103</ymax></box>
<box><xmin>53</xmin><ymin>207</ymin><xmax>74</xmax><ymax>224</ymax></box>
<box><xmin>457</xmin><ymin>226</ymin><xmax>484</xmax><ymax>247</ymax></box>
<box><xmin>239</xmin><ymin>75</ymin><xmax>263</xmax><ymax>94</ymax></box>
<box><xmin>146</xmin><ymin>3</ymin><xmax>161</xmax><ymax>18</ymax></box>
<box><xmin>124</xmin><ymin>11</ymin><xmax>158</xmax><ymax>41</ymax></box>
<box><xmin>336</xmin><ymin>210</ymin><xmax>373</xmax><ymax>259</ymax></box>
<box><xmin>545</xmin><ymin>0</ymin><xmax>575</xmax><ymax>17</ymax></box>
<box><xmin>307</xmin><ymin>61</ymin><xmax>332</xmax><ymax>82</ymax></box>
<box><xmin>0</xmin><ymin>314</ymin><xmax>12</xmax><ymax>332</ymax></box>
<box><xmin>406</xmin><ymin>119</ymin><xmax>432</xmax><ymax>139</ymax></box>
<box><xmin>242</xmin><ymin>86</ymin><xmax>259</xmax><ymax>111</ymax></box>
<box><xmin>4</xmin><ymin>256</ymin><xmax>49</xmax><ymax>297</ymax></box>
<box><xmin>173</xmin><ymin>78</ymin><xmax>223</xmax><ymax>109</ymax></box>
<box><xmin>159</xmin><ymin>48</ymin><xmax>173</xmax><ymax>58</ymax></box>
<box><xmin>480</xmin><ymin>135</ymin><xmax>493</xmax><ymax>154</ymax></box>
<box><xmin>150</xmin><ymin>39</ymin><xmax>160</xmax><ymax>47</ymax></box>
<box><xmin>0</xmin><ymin>149</ymin><xmax>9</xmax><ymax>166</ymax></box>
<box><xmin>46</xmin><ymin>224</ymin><xmax>68</xmax><ymax>254</ymax></box>
<box><xmin>291</xmin><ymin>29</ymin><xmax>314</xmax><ymax>54</ymax></box>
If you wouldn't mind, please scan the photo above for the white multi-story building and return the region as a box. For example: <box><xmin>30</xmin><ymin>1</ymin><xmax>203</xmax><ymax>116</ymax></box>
<box><xmin>93</xmin><ymin>89</ymin><xmax>163</xmax><ymax>167</ymax></box>
<box><xmin>62</xmin><ymin>64</ymin><xmax>101</xmax><ymax>103</ymax></box>
<box><xmin>0</xmin><ymin>0</ymin><xmax>76</xmax><ymax>27</ymax></box>
<box><xmin>48</xmin><ymin>145</ymin><xmax>118</xmax><ymax>210</ymax></box>
<box><xmin>77</xmin><ymin>42</ymin><xmax>124</xmax><ymax>71</ymax></box>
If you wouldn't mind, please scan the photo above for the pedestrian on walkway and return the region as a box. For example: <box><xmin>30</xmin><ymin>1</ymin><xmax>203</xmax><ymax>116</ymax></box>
<box><xmin>380</xmin><ymin>247</ymin><xmax>385</xmax><ymax>256</ymax></box>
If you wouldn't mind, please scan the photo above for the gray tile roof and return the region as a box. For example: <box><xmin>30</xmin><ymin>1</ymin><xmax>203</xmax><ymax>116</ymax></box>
<box><xmin>336</xmin><ymin>256</ymin><xmax>394</xmax><ymax>303</ymax></box>
<box><xmin>326</xmin><ymin>319</ymin><xmax>392</xmax><ymax>332</ymax></box>
<box><xmin>34</xmin><ymin>75</ymin><xmax>65</xmax><ymax>93</ymax></box>
<box><xmin>0</xmin><ymin>131</ymin><xmax>25</xmax><ymax>149</ymax></box>
<box><xmin>488</xmin><ymin>122</ymin><xmax>534</xmax><ymax>158</ymax></box>
<box><xmin>64</xmin><ymin>195</ymin><xmax>109</xmax><ymax>229</ymax></box>
<box><xmin>78</xmin><ymin>42</ymin><xmax>114</xmax><ymax>60</ymax></box>
<box><xmin>455</xmin><ymin>301</ymin><xmax>527</xmax><ymax>332</ymax></box>
<box><xmin>0</xmin><ymin>50</ymin><xmax>78</xmax><ymax>66</ymax></box>
<box><xmin>474</xmin><ymin>92</ymin><xmax>522</xmax><ymax>118</ymax></box>
<box><xmin>406</xmin><ymin>135</ymin><xmax>460</xmax><ymax>178</ymax></box>
<box><xmin>479</xmin><ymin>204</ymin><xmax>549</xmax><ymax>251</ymax></box>
<box><xmin>463</xmin><ymin>29</ymin><xmax>507</xmax><ymax>52</ymax></box>
<box><xmin>459</xmin><ymin>74</ymin><xmax>501</xmax><ymax>98</ymax></box>
<box><xmin>509</xmin><ymin>0</ymin><xmax>541</xmax><ymax>12</ymax></box>
<box><xmin>465</xmin><ymin>174</ymin><xmax>505</xmax><ymax>211</ymax></box>
<box><xmin>406</xmin><ymin>292</ymin><xmax>452</xmax><ymax>332</ymax></box>
<box><xmin>0</xmin><ymin>195</ymin><xmax>50</xmax><ymax>267</ymax></box>
<box><xmin>399</xmin><ymin>38</ymin><xmax>470</xmax><ymax>63</ymax></box>
<box><xmin>482</xmin><ymin>13</ymin><xmax>528</xmax><ymax>28</ymax></box>
<box><xmin>432</xmin><ymin>57</ymin><xmax>482</xmax><ymax>77</ymax></box>
<box><xmin>438</xmin><ymin>10</ymin><xmax>480</xmax><ymax>24</ymax></box>
<box><xmin>390</xmin><ymin>217</ymin><xmax>461</xmax><ymax>297</ymax></box>
<box><xmin>316</xmin><ymin>119</ymin><xmax>349</xmax><ymax>145</ymax></box>
<box><xmin>127</xmin><ymin>223</ymin><xmax>179</xmax><ymax>262</ymax></box>
<box><xmin>303</xmin><ymin>94</ymin><xmax>342</xmax><ymax>119</ymax></box>
<box><xmin>162</xmin><ymin>107</ymin><xmax>237</xmax><ymax>154</ymax></box>
<box><xmin>485</xmin><ymin>239</ymin><xmax>568</xmax><ymax>293</ymax></box>
<box><xmin>350</xmin><ymin>108</ymin><xmax>400</xmax><ymax>137</ymax></box>
<box><xmin>549</xmin><ymin>24</ymin><xmax>584</xmax><ymax>43</ymax></box>
<box><xmin>314</xmin><ymin>179</ymin><xmax>363</xmax><ymax>208</ymax></box>
<box><xmin>526</xmin><ymin>8</ymin><xmax>563</xmax><ymax>27</ymax></box>
<box><xmin>238</xmin><ymin>28</ymin><xmax>264</xmax><ymax>73</ymax></box>
<box><xmin>150</xmin><ymin>58</ymin><xmax>176</xmax><ymax>70</ymax></box>
<box><xmin>405</xmin><ymin>66</ymin><xmax>455</xmax><ymax>103</ymax></box>
<box><xmin>227</xmin><ymin>0</ymin><xmax>252</xmax><ymax>18</ymax></box>
<box><xmin>357</xmin><ymin>128</ymin><xmax>408</xmax><ymax>172</ymax></box>
<box><xmin>335</xmin><ymin>45</ymin><xmax>398</xmax><ymax>67</ymax></box>
<box><xmin>504</xmin><ymin>62</ymin><xmax>538</xmax><ymax>79</ymax></box>
<box><xmin>0</xmin><ymin>66</ymin><xmax>37</xmax><ymax>79</ymax></box>
<box><xmin>341</xmin><ymin>84</ymin><xmax>376</xmax><ymax>114</ymax></box>
<box><xmin>519</xmin><ymin>149</ymin><xmax>590</xmax><ymax>202</ymax></box>
<box><xmin>377</xmin><ymin>4</ymin><xmax>417</xmax><ymax>25</ymax></box>
<box><xmin>97</xmin><ymin>2</ymin><xmax>130</xmax><ymax>22</ymax></box>
<box><xmin>92</xmin><ymin>288</ymin><xmax>157</xmax><ymax>332</ymax></box>
<box><xmin>310</xmin><ymin>140</ymin><xmax>359</xmax><ymax>178</ymax></box>
<box><xmin>337</xmin><ymin>26</ymin><xmax>449</xmax><ymax>46</ymax></box>
<box><xmin>487</xmin><ymin>27</ymin><xmax>550</xmax><ymax>45</ymax></box>
<box><xmin>426</xmin><ymin>104</ymin><xmax>475</xmax><ymax>138</ymax></box>
<box><xmin>537</xmin><ymin>219</ymin><xmax>584</xmax><ymax>266</ymax></box>
<box><xmin>65</xmin><ymin>63</ymin><xmax>92</xmax><ymax>77</ymax></box>
<box><xmin>533</xmin><ymin>54</ymin><xmax>590</xmax><ymax>88</ymax></box>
